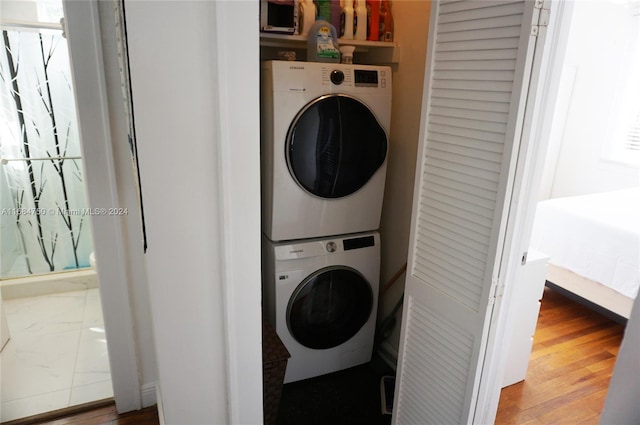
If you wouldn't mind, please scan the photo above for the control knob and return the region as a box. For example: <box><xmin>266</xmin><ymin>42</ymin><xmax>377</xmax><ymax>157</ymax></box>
<box><xmin>330</xmin><ymin>70</ymin><xmax>344</xmax><ymax>85</ymax></box>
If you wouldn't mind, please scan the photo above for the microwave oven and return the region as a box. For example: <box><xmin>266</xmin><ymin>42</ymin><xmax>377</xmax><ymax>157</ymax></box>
<box><xmin>260</xmin><ymin>0</ymin><xmax>299</xmax><ymax>34</ymax></box>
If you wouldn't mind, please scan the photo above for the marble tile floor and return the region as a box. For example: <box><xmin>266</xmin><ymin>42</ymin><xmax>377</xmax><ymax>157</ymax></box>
<box><xmin>0</xmin><ymin>288</ymin><xmax>113</xmax><ymax>422</ymax></box>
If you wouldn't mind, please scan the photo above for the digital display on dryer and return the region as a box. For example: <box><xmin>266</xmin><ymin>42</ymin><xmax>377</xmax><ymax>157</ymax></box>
<box><xmin>354</xmin><ymin>70</ymin><xmax>378</xmax><ymax>87</ymax></box>
<box><xmin>343</xmin><ymin>236</ymin><xmax>375</xmax><ymax>250</ymax></box>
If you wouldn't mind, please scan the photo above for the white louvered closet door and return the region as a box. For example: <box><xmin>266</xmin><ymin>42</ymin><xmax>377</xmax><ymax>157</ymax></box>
<box><xmin>393</xmin><ymin>1</ymin><xmax>542</xmax><ymax>424</ymax></box>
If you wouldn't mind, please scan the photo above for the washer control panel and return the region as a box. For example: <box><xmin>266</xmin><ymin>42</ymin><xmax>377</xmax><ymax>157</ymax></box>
<box><xmin>267</xmin><ymin>60</ymin><xmax>391</xmax><ymax>94</ymax></box>
<box><xmin>274</xmin><ymin>233</ymin><xmax>378</xmax><ymax>261</ymax></box>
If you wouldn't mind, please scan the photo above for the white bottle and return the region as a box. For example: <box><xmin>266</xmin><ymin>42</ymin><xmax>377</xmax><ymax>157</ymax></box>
<box><xmin>354</xmin><ymin>0</ymin><xmax>367</xmax><ymax>41</ymax></box>
<box><xmin>340</xmin><ymin>0</ymin><xmax>354</xmax><ymax>40</ymax></box>
<box><xmin>300</xmin><ymin>0</ymin><xmax>317</xmax><ymax>37</ymax></box>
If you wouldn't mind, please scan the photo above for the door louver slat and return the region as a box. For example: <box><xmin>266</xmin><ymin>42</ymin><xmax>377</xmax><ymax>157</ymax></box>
<box><xmin>425</xmin><ymin>171</ymin><xmax>498</xmax><ymax>201</ymax></box>
<box><xmin>430</xmin><ymin>96</ymin><xmax>512</xmax><ymax>112</ymax></box>
<box><xmin>438</xmin><ymin>2</ymin><xmax>524</xmax><ymax>23</ymax></box>
<box><xmin>437</xmin><ymin>25</ymin><xmax>522</xmax><ymax>42</ymax></box>
<box><xmin>431</xmin><ymin>105</ymin><xmax>510</xmax><ymax>123</ymax></box>
<box><xmin>427</xmin><ymin>147</ymin><xmax>503</xmax><ymax>173</ymax></box>
<box><xmin>440</xmin><ymin>16</ymin><xmax>523</xmax><ymax>35</ymax></box>
<box><xmin>427</xmin><ymin>180</ymin><xmax>499</xmax><ymax>212</ymax></box>
<box><xmin>434</xmin><ymin>59</ymin><xmax>518</xmax><ymax>72</ymax></box>
<box><xmin>436</xmin><ymin>38</ymin><xmax>521</xmax><ymax>52</ymax></box>
<box><xmin>418</xmin><ymin>221</ymin><xmax>489</xmax><ymax>262</ymax></box>
<box><xmin>431</xmin><ymin>88</ymin><xmax>512</xmax><ymax>103</ymax></box>
<box><xmin>439</xmin><ymin>0</ymin><xmax>521</xmax><ymax>14</ymax></box>
<box><xmin>429</xmin><ymin>132</ymin><xmax>504</xmax><ymax>154</ymax></box>
<box><xmin>429</xmin><ymin>122</ymin><xmax>508</xmax><ymax>143</ymax></box>
<box><xmin>429</xmin><ymin>140</ymin><xmax>504</xmax><ymax>163</ymax></box>
<box><xmin>436</xmin><ymin>48</ymin><xmax>519</xmax><ymax>61</ymax></box>
<box><xmin>425</xmin><ymin>202</ymin><xmax>493</xmax><ymax>240</ymax></box>
<box><xmin>422</xmin><ymin>202</ymin><xmax>493</xmax><ymax>241</ymax></box>
<box><xmin>425</xmin><ymin>156</ymin><xmax>500</xmax><ymax>183</ymax></box>
<box><xmin>418</xmin><ymin>237</ymin><xmax>486</xmax><ymax>274</ymax></box>
<box><xmin>432</xmin><ymin>79</ymin><xmax>514</xmax><ymax>93</ymax></box>
<box><xmin>425</xmin><ymin>164</ymin><xmax>500</xmax><ymax>192</ymax></box>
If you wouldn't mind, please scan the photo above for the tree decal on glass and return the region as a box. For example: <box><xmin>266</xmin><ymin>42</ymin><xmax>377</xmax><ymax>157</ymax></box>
<box><xmin>0</xmin><ymin>29</ymin><xmax>92</xmax><ymax>277</ymax></box>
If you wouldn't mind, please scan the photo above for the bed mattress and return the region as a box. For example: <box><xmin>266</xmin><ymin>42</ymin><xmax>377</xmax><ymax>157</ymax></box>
<box><xmin>529</xmin><ymin>188</ymin><xmax>640</xmax><ymax>299</ymax></box>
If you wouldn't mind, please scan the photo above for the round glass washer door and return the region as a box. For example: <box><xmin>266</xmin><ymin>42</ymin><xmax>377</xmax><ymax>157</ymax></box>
<box><xmin>286</xmin><ymin>94</ymin><xmax>387</xmax><ymax>199</ymax></box>
<box><xmin>287</xmin><ymin>266</ymin><xmax>373</xmax><ymax>350</ymax></box>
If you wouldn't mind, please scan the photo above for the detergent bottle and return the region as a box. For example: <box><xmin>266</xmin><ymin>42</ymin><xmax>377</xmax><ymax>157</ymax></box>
<box><xmin>300</xmin><ymin>0</ymin><xmax>317</xmax><ymax>37</ymax></box>
<box><xmin>379</xmin><ymin>0</ymin><xmax>394</xmax><ymax>41</ymax></box>
<box><xmin>354</xmin><ymin>0</ymin><xmax>367</xmax><ymax>41</ymax></box>
<box><xmin>340</xmin><ymin>0</ymin><xmax>354</xmax><ymax>40</ymax></box>
<box><xmin>366</xmin><ymin>0</ymin><xmax>380</xmax><ymax>41</ymax></box>
<box><xmin>307</xmin><ymin>20</ymin><xmax>341</xmax><ymax>63</ymax></box>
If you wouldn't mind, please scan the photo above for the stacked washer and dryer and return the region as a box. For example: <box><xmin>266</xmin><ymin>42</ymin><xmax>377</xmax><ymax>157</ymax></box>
<box><xmin>261</xmin><ymin>60</ymin><xmax>391</xmax><ymax>383</ymax></box>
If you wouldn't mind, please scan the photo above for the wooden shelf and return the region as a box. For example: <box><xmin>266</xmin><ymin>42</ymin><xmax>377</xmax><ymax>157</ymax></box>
<box><xmin>259</xmin><ymin>33</ymin><xmax>399</xmax><ymax>64</ymax></box>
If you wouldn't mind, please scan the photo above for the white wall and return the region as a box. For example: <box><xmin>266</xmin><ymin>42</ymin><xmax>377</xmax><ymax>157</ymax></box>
<box><xmin>377</xmin><ymin>0</ymin><xmax>430</xmax><ymax>363</ymax></box>
<box><xmin>126</xmin><ymin>1</ymin><xmax>262</xmax><ymax>423</ymax></box>
<box><xmin>125</xmin><ymin>2</ymin><xmax>229</xmax><ymax>422</ymax></box>
<box><xmin>540</xmin><ymin>1</ymin><xmax>640</xmax><ymax>199</ymax></box>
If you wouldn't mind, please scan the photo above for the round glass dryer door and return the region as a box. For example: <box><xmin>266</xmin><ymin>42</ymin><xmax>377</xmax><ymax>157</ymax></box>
<box><xmin>286</xmin><ymin>94</ymin><xmax>387</xmax><ymax>199</ymax></box>
<box><xmin>287</xmin><ymin>266</ymin><xmax>373</xmax><ymax>350</ymax></box>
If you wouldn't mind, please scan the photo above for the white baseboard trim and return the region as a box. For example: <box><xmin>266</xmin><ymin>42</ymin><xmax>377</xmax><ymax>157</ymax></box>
<box><xmin>141</xmin><ymin>382</ymin><xmax>157</xmax><ymax>408</ymax></box>
<box><xmin>1</xmin><ymin>269</ymin><xmax>98</xmax><ymax>299</ymax></box>
<box><xmin>377</xmin><ymin>340</ymin><xmax>398</xmax><ymax>372</ymax></box>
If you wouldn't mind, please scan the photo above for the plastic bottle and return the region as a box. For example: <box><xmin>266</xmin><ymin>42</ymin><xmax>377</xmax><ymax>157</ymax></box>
<box><xmin>340</xmin><ymin>0</ymin><xmax>354</xmax><ymax>40</ymax></box>
<box><xmin>339</xmin><ymin>45</ymin><xmax>355</xmax><ymax>64</ymax></box>
<box><xmin>300</xmin><ymin>0</ymin><xmax>317</xmax><ymax>37</ymax></box>
<box><xmin>366</xmin><ymin>0</ymin><xmax>380</xmax><ymax>41</ymax></box>
<box><xmin>316</xmin><ymin>0</ymin><xmax>341</xmax><ymax>30</ymax></box>
<box><xmin>307</xmin><ymin>20</ymin><xmax>341</xmax><ymax>63</ymax></box>
<box><xmin>354</xmin><ymin>0</ymin><xmax>367</xmax><ymax>41</ymax></box>
<box><xmin>331</xmin><ymin>1</ymin><xmax>342</xmax><ymax>31</ymax></box>
<box><xmin>378</xmin><ymin>0</ymin><xmax>394</xmax><ymax>41</ymax></box>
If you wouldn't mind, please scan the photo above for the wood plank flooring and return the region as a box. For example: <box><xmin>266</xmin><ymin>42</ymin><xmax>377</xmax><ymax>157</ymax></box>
<box><xmin>496</xmin><ymin>286</ymin><xmax>625</xmax><ymax>424</ymax></box>
<box><xmin>6</xmin><ymin>402</ymin><xmax>160</xmax><ymax>425</ymax></box>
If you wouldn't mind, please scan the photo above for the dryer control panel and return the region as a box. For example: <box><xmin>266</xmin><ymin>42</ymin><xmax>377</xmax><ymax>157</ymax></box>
<box><xmin>354</xmin><ymin>70</ymin><xmax>379</xmax><ymax>87</ymax></box>
<box><xmin>343</xmin><ymin>235</ymin><xmax>375</xmax><ymax>250</ymax></box>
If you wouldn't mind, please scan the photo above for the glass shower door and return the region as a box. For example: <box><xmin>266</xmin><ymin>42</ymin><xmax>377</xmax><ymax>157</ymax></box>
<box><xmin>0</xmin><ymin>23</ymin><xmax>93</xmax><ymax>277</ymax></box>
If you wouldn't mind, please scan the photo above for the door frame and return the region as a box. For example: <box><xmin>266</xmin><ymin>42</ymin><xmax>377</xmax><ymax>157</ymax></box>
<box><xmin>63</xmin><ymin>0</ymin><xmax>141</xmax><ymax>412</ymax></box>
<box><xmin>474</xmin><ymin>1</ymin><xmax>575</xmax><ymax>422</ymax></box>
<box><xmin>228</xmin><ymin>0</ymin><xmax>570</xmax><ymax>421</ymax></box>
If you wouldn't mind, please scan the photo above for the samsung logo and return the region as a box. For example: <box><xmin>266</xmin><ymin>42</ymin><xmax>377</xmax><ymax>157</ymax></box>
<box><xmin>289</xmin><ymin>249</ymin><xmax>304</xmax><ymax>254</ymax></box>
<box><xmin>289</xmin><ymin>66</ymin><xmax>305</xmax><ymax>70</ymax></box>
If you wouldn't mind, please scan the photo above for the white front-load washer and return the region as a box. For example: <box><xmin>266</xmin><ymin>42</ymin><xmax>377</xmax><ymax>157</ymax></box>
<box><xmin>262</xmin><ymin>231</ymin><xmax>380</xmax><ymax>383</ymax></box>
<box><xmin>261</xmin><ymin>60</ymin><xmax>391</xmax><ymax>242</ymax></box>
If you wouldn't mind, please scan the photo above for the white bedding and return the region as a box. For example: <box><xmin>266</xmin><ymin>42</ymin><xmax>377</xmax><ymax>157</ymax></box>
<box><xmin>530</xmin><ymin>188</ymin><xmax>640</xmax><ymax>299</ymax></box>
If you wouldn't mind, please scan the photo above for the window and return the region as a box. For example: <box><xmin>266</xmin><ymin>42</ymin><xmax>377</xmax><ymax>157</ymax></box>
<box><xmin>609</xmin><ymin>1</ymin><xmax>640</xmax><ymax>165</ymax></box>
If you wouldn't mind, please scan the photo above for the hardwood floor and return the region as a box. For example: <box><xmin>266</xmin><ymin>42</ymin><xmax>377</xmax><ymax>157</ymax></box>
<box><xmin>496</xmin><ymin>286</ymin><xmax>625</xmax><ymax>424</ymax></box>
<box><xmin>5</xmin><ymin>402</ymin><xmax>160</xmax><ymax>425</ymax></box>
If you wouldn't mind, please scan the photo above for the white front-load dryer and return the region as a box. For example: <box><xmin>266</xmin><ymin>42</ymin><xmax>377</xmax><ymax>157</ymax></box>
<box><xmin>261</xmin><ymin>60</ymin><xmax>391</xmax><ymax>242</ymax></box>
<box><xmin>262</xmin><ymin>231</ymin><xmax>380</xmax><ymax>383</ymax></box>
